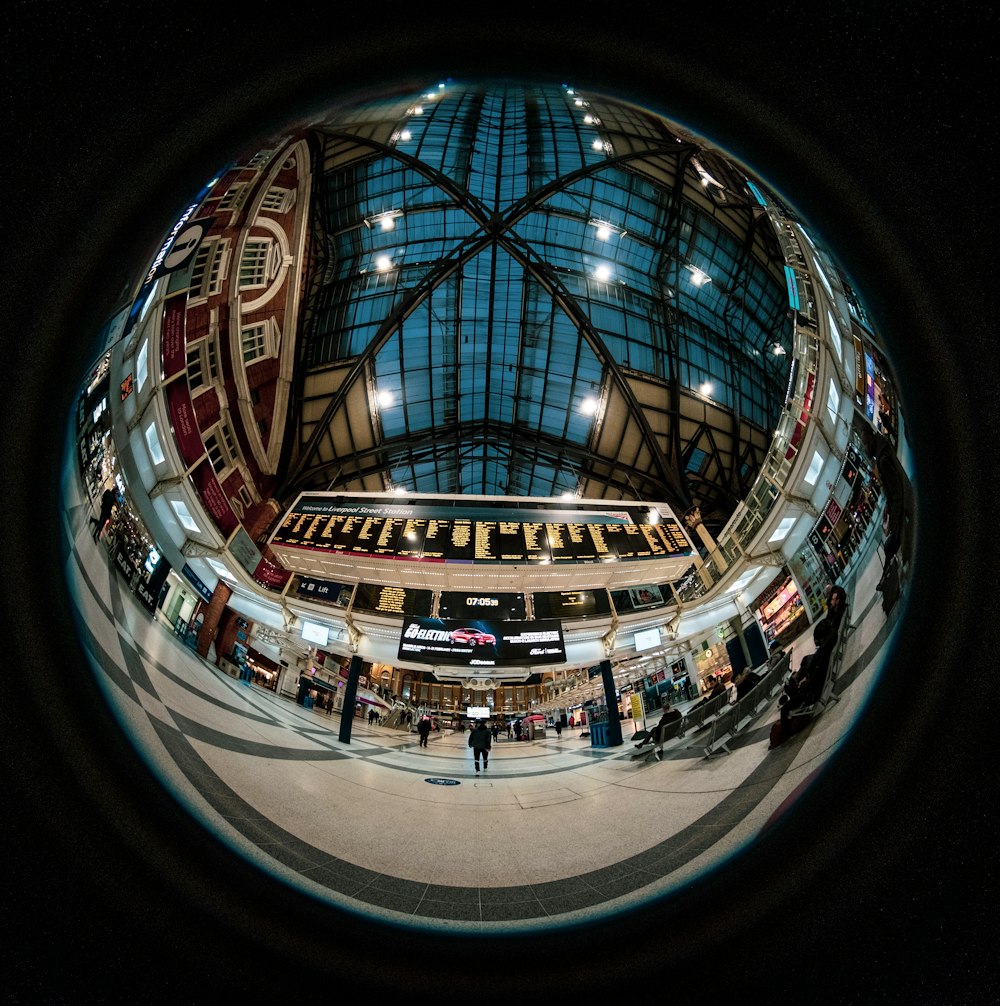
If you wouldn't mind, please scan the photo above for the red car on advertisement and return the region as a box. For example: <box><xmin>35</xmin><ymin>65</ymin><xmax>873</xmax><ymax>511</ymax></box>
<box><xmin>449</xmin><ymin>627</ymin><xmax>497</xmax><ymax>647</ymax></box>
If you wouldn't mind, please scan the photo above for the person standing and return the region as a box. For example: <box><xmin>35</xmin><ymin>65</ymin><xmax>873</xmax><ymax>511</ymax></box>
<box><xmin>416</xmin><ymin>715</ymin><xmax>432</xmax><ymax>748</ymax></box>
<box><xmin>468</xmin><ymin>719</ymin><xmax>492</xmax><ymax>773</ymax></box>
<box><xmin>90</xmin><ymin>485</ymin><xmax>116</xmax><ymax>541</ymax></box>
<box><xmin>491</xmin><ymin>721</ymin><xmax>499</xmax><ymax>743</ymax></box>
<box><xmin>554</xmin><ymin>719</ymin><xmax>563</xmax><ymax>738</ymax></box>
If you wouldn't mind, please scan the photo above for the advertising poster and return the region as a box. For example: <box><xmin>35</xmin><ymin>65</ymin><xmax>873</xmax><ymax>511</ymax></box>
<box><xmin>160</xmin><ymin>294</ymin><xmax>187</xmax><ymax>378</ymax></box>
<box><xmin>398</xmin><ymin>617</ymin><xmax>565</xmax><ymax>668</ymax></box>
<box><xmin>165</xmin><ymin>379</ymin><xmax>204</xmax><ymax>466</ymax></box>
<box><xmin>191</xmin><ymin>459</ymin><xmax>239</xmax><ymax>536</ymax></box>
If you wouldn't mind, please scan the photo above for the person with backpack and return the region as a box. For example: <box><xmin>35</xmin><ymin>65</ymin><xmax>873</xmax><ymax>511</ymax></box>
<box><xmin>468</xmin><ymin>719</ymin><xmax>492</xmax><ymax>773</ymax></box>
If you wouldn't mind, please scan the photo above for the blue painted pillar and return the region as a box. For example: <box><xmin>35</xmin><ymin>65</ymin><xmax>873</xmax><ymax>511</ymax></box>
<box><xmin>338</xmin><ymin>655</ymin><xmax>364</xmax><ymax>744</ymax></box>
<box><xmin>600</xmin><ymin>660</ymin><xmax>623</xmax><ymax>746</ymax></box>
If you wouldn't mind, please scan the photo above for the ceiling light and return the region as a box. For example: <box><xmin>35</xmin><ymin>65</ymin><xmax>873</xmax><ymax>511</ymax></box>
<box><xmin>771</xmin><ymin>342</ymin><xmax>787</xmax><ymax>355</ymax></box>
<box><xmin>688</xmin><ymin>266</ymin><xmax>712</xmax><ymax>287</ymax></box>
<box><xmin>575</xmin><ymin>99</ymin><xmax>585</xmax><ymax>107</ymax></box>
<box><xmin>596</xmin><ymin>224</ymin><xmax>611</xmax><ymax>241</ymax></box>
<box><xmin>375</xmin><ymin>255</ymin><xmax>393</xmax><ymax>272</ymax></box>
<box><xmin>413</xmin><ymin>105</ymin><xmax>423</xmax><ymax>115</ymax></box>
<box><xmin>379</xmin><ymin>215</ymin><xmax>396</xmax><ymax>231</ymax></box>
<box><xmin>377</xmin><ymin>389</ymin><xmax>394</xmax><ymax>408</ymax></box>
<box><xmin>592</xmin><ymin>138</ymin><xmax>604</xmax><ymax>151</ymax></box>
<box><xmin>699</xmin><ymin>381</ymin><xmax>713</xmax><ymax>396</ymax></box>
<box><xmin>398</xmin><ymin>129</ymin><xmax>411</xmax><ymax>142</ymax></box>
<box><xmin>580</xmin><ymin>396</ymin><xmax>598</xmax><ymax>416</ymax></box>
<box><xmin>593</xmin><ymin>264</ymin><xmax>612</xmax><ymax>282</ymax></box>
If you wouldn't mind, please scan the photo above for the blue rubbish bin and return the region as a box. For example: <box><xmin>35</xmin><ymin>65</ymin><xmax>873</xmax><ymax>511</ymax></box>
<box><xmin>590</xmin><ymin>722</ymin><xmax>609</xmax><ymax>747</ymax></box>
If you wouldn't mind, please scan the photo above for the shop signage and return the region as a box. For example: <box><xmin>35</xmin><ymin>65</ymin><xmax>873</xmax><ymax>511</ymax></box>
<box><xmin>752</xmin><ymin>568</ymin><xmax>791</xmax><ymax>611</ymax></box>
<box><xmin>142</xmin><ymin>203</ymin><xmax>214</xmax><ymax>286</ymax></box>
<box><xmin>182</xmin><ymin>563</ymin><xmax>213</xmax><ymax>602</ymax></box>
<box><xmin>398</xmin><ymin>617</ymin><xmax>565</xmax><ymax>668</ymax></box>
<box><xmin>112</xmin><ymin>542</ymin><xmax>171</xmax><ymax>614</ymax></box>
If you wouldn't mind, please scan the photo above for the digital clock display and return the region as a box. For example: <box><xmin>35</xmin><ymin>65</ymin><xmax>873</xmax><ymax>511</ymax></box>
<box><xmin>438</xmin><ymin>591</ymin><xmax>526</xmax><ymax>621</ymax></box>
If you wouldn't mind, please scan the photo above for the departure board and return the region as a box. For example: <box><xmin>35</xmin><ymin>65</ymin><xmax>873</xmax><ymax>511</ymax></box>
<box><xmin>533</xmin><ymin>589</ymin><xmax>612</xmax><ymax>619</ymax></box>
<box><xmin>353</xmin><ymin>583</ymin><xmax>434</xmax><ymax>617</ymax></box>
<box><xmin>271</xmin><ymin>497</ymin><xmax>694</xmax><ymax>567</ymax></box>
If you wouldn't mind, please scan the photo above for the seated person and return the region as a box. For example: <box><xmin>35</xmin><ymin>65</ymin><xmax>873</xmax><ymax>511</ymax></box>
<box><xmin>779</xmin><ymin>585</ymin><xmax>849</xmax><ymax>718</ymax></box>
<box><xmin>733</xmin><ymin>665</ymin><xmax>761</xmax><ymax>701</ymax></box>
<box><xmin>634</xmin><ymin>702</ymin><xmax>681</xmax><ymax>747</ymax></box>
<box><xmin>708</xmin><ymin>674</ymin><xmax>728</xmax><ymax>699</ymax></box>
<box><xmin>813</xmin><ymin>585</ymin><xmax>848</xmax><ymax>649</ymax></box>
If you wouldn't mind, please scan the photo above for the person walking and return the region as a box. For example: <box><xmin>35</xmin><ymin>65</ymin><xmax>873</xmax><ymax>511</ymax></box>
<box><xmin>468</xmin><ymin>719</ymin><xmax>492</xmax><ymax>773</ymax></box>
<box><xmin>90</xmin><ymin>485</ymin><xmax>116</xmax><ymax>541</ymax></box>
<box><xmin>417</xmin><ymin>714</ymin><xmax>432</xmax><ymax>748</ymax></box>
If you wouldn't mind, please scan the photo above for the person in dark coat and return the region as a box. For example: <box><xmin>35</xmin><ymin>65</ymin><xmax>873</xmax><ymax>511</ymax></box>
<box><xmin>634</xmin><ymin>702</ymin><xmax>681</xmax><ymax>748</ymax></box>
<box><xmin>90</xmin><ymin>486</ymin><xmax>116</xmax><ymax>541</ymax></box>
<box><xmin>416</xmin><ymin>715</ymin><xmax>432</xmax><ymax>748</ymax></box>
<box><xmin>468</xmin><ymin>719</ymin><xmax>492</xmax><ymax>772</ymax></box>
<box><xmin>771</xmin><ymin>586</ymin><xmax>849</xmax><ymax>748</ymax></box>
<box><xmin>861</xmin><ymin>425</ymin><xmax>914</xmax><ymax>571</ymax></box>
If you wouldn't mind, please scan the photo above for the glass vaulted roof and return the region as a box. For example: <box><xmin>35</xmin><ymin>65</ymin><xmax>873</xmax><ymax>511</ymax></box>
<box><xmin>286</xmin><ymin>82</ymin><xmax>792</xmax><ymax>529</ymax></box>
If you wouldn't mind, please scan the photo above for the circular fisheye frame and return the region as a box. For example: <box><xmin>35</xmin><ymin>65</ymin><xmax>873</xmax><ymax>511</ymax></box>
<box><xmin>63</xmin><ymin>79</ymin><xmax>914</xmax><ymax>936</ymax></box>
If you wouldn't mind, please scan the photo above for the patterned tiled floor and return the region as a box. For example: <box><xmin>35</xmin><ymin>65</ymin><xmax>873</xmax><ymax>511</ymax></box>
<box><xmin>64</xmin><ymin>473</ymin><xmax>904</xmax><ymax>933</ymax></box>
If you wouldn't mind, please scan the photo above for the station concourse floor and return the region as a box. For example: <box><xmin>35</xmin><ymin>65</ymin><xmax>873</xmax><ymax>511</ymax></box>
<box><xmin>64</xmin><ymin>475</ymin><xmax>904</xmax><ymax>934</ymax></box>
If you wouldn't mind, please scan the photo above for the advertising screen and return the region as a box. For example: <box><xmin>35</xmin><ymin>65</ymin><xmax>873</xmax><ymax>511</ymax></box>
<box><xmin>398</xmin><ymin>617</ymin><xmax>565</xmax><ymax>668</ymax></box>
<box><xmin>301</xmin><ymin>620</ymin><xmax>330</xmax><ymax>646</ymax></box>
<box><xmin>633</xmin><ymin>627</ymin><xmax>661</xmax><ymax>651</ymax></box>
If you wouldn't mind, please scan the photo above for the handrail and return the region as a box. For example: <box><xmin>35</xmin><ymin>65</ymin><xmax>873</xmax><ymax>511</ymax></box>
<box><xmin>675</xmin><ymin>210</ymin><xmax>826</xmax><ymax>604</ymax></box>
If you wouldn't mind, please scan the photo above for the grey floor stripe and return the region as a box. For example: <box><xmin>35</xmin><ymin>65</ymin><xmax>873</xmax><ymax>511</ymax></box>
<box><xmin>67</xmin><ymin>492</ymin><xmax>900</xmax><ymax>926</ymax></box>
<box><xmin>137</xmin><ymin>667</ymin><xmax>813</xmax><ymax>926</ymax></box>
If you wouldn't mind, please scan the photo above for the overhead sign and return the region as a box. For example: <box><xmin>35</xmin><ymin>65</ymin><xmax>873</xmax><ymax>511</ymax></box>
<box><xmin>533</xmin><ymin>589</ymin><xmax>610</xmax><ymax>619</ymax></box>
<box><xmin>270</xmin><ymin>496</ymin><xmax>693</xmax><ymax>567</ymax></box>
<box><xmin>398</xmin><ymin>617</ymin><xmax>565</xmax><ymax>668</ymax></box>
